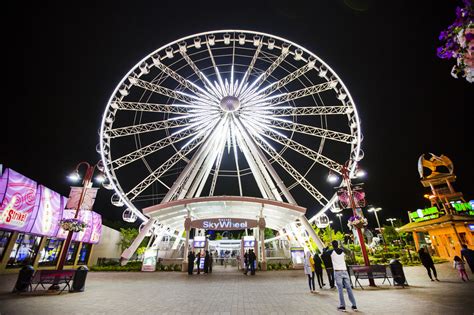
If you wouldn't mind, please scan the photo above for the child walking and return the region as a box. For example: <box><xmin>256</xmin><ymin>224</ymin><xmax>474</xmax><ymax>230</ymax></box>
<box><xmin>453</xmin><ymin>256</ymin><xmax>469</xmax><ymax>282</ymax></box>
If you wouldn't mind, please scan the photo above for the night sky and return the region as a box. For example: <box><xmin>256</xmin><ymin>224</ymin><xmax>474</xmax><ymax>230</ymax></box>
<box><xmin>3</xmin><ymin>0</ymin><xmax>473</xmax><ymax>230</ymax></box>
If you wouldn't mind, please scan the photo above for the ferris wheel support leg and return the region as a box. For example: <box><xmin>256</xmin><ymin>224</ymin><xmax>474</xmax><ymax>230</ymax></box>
<box><xmin>120</xmin><ymin>218</ymin><xmax>156</xmax><ymax>266</ymax></box>
<box><xmin>299</xmin><ymin>216</ymin><xmax>325</xmax><ymax>252</ymax></box>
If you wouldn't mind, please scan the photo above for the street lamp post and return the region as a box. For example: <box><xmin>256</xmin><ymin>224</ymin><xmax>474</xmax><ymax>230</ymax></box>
<box><xmin>57</xmin><ymin>161</ymin><xmax>103</xmax><ymax>271</ymax></box>
<box><xmin>336</xmin><ymin>213</ymin><xmax>344</xmax><ymax>232</ymax></box>
<box><xmin>386</xmin><ymin>218</ymin><xmax>397</xmax><ymax>227</ymax></box>
<box><xmin>367</xmin><ymin>207</ymin><xmax>384</xmax><ymax>244</ymax></box>
<box><xmin>329</xmin><ymin>159</ymin><xmax>375</xmax><ymax>286</ymax></box>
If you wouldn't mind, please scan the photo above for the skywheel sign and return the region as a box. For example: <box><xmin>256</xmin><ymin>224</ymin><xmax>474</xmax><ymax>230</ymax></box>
<box><xmin>191</xmin><ymin>218</ymin><xmax>258</xmax><ymax>230</ymax></box>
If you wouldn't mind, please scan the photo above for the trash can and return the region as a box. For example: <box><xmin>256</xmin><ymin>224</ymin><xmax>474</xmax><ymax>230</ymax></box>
<box><xmin>13</xmin><ymin>265</ymin><xmax>35</xmax><ymax>293</ymax></box>
<box><xmin>389</xmin><ymin>259</ymin><xmax>408</xmax><ymax>287</ymax></box>
<box><xmin>71</xmin><ymin>265</ymin><xmax>88</xmax><ymax>292</ymax></box>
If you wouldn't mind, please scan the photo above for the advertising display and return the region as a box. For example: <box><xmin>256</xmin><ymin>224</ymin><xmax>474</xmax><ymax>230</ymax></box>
<box><xmin>28</xmin><ymin>185</ymin><xmax>63</xmax><ymax>237</ymax></box>
<box><xmin>74</xmin><ymin>210</ymin><xmax>93</xmax><ymax>243</ymax></box>
<box><xmin>0</xmin><ymin>169</ymin><xmax>38</xmax><ymax>232</ymax></box>
<box><xmin>0</xmin><ymin>168</ymin><xmax>8</xmax><ymax>204</ymax></box>
<box><xmin>314</xmin><ymin>213</ymin><xmax>330</xmax><ymax>229</ymax></box>
<box><xmin>66</xmin><ymin>187</ymin><xmax>98</xmax><ymax>211</ymax></box>
<box><xmin>193</xmin><ymin>236</ymin><xmax>206</xmax><ymax>248</ymax></box>
<box><xmin>89</xmin><ymin>211</ymin><xmax>102</xmax><ymax>244</ymax></box>
<box><xmin>290</xmin><ymin>247</ymin><xmax>305</xmax><ymax>265</ymax></box>
<box><xmin>142</xmin><ymin>247</ymin><xmax>158</xmax><ymax>271</ymax></box>
<box><xmin>409</xmin><ymin>206</ymin><xmax>443</xmax><ymax>222</ymax></box>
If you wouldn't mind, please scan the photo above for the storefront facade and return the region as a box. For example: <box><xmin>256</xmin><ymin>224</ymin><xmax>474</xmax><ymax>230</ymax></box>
<box><xmin>399</xmin><ymin>203</ymin><xmax>474</xmax><ymax>259</ymax></box>
<box><xmin>0</xmin><ymin>167</ymin><xmax>102</xmax><ymax>274</ymax></box>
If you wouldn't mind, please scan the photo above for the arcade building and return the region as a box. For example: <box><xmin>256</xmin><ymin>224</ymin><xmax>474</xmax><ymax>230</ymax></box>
<box><xmin>399</xmin><ymin>154</ymin><xmax>474</xmax><ymax>259</ymax></box>
<box><xmin>0</xmin><ymin>167</ymin><xmax>104</xmax><ymax>274</ymax></box>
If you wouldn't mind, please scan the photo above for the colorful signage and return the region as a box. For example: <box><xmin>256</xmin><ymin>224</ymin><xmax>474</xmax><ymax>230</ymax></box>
<box><xmin>0</xmin><ymin>169</ymin><xmax>38</xmax><ymax>232</ymax></box>
<box><xmin>468</xmin><ymin>224</ymin><xmax>474</xmax><ymax>231</ymax></box>
<box><xmin>141</xmin><ymin>248</ymin><xmax>158</xmax><ymax>272</ymax></box>
<box><xmin>191</xmin><ymin>218</ymin><xmax>257</xmax><ymax>230</ymax></box>
<box><xmin>450</xmin><ymin>201</ymin><xmax>474</xmax><ymax>216</ymax></box>
<box><xmin>28</xmin><ymin>185</ymin><xmax>63</xmax><ymax>237</ymax></box>
<box><xmin>409</xmin><ymin>206</ymin><xmax>442</xmax><ymax>222</ymax></box>
<box><xmin>290</xmin><ymin>247</ymin><xmax>305</xmax><ymax>265</ymax></box>
<box><xmin>0</xmin><ymin>168</ymin><xmax>102</xmax><ymax>244</ymax></box>
<box><xmin>193</xmin><ymin>236</ymin><xmax>206</xmax><ymax>248</ymax></box>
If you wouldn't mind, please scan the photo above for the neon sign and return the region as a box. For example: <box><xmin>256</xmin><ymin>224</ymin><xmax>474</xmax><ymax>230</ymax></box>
<box><xmin>409</xmin><ymin>206</ymin><xmax>442</xmax><ymax>222</ymax></box>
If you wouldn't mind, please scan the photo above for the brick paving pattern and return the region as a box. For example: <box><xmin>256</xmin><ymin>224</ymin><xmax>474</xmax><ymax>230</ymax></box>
<box><xmin>0</xmin><ymin>262</ymin><xmax>473</xmax><ymax>314</ymax></box>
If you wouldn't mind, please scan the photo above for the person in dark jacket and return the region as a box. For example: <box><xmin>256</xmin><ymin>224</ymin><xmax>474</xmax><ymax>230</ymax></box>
<box><xmin>204</xmin><ymin>250</ymin><xmax>210</xmax><ymax>273</ymax></box>
<box><xmin>321</xmin><ymin>247</ymin><xmax>335</xmax><ymax>288</ymax></box>
<box><xmin>209</xmin><ymin>252</ymin><xmax>213</xmax><ymax>273</ymax></box>
<box><xmin>313</xmin><ymin>251</ymin><xmax>325</xmax><ymax>288</ymax></box>
<box><xmin>418</xmin><ymin>247</ymin><xmax>439</xmax><ymax>281</ymax></box>
<box><xmin>248</xmin><ymin>249</ymin><xmax>257</xmax><ymax>275</ymax></box>
<box><xmin>196</xmin><ymin>251</ymin><xmax>201</xmax><ymax>274</ymax></box>
<box><xmin>461</xmin><ymin>244</ymin><xmax>474</xmax><ymax>274</ymax></box>
<box><xmin>243</xmin><ymin>251</ymin><xmax>249</xmax><ymax>275</ymax></box>
<box><xmin>187</xmin><ymin>251</ymin><xmax>195</xmax><ymax>275</ymax></box>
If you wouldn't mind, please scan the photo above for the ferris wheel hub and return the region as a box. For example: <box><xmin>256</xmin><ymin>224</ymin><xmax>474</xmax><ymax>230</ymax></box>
<box><xmin>220</xmin><ymin>96</ymin><xmax>241</xmax><ymax>112</ymax></box>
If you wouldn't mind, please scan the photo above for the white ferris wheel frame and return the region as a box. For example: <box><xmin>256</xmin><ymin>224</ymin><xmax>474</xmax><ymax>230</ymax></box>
<box><xmin>98</xmin><ymin>29</ymin><xmax>363</xmax><ymax>227</ymax></box>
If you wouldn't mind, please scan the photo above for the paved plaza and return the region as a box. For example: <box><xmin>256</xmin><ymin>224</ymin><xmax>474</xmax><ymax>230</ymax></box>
<box><xmin>0</xmin><ymin>262</ymin><xmax>473</xmax><ymax>315</ymax></box>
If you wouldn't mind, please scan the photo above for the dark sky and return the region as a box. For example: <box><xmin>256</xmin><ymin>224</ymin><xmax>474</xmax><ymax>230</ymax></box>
<box><xmin>3</xmin><ymin>0</ymin><xmax>472</xmax><ymax>230</ymax></box>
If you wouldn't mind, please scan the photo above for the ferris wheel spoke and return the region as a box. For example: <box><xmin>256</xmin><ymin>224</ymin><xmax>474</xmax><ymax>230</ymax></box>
<box><xmin>239</xmin><ymin>47</ymin><xmax>290</xmax><ymax>99</ymax></box>
<box><xmin>205</xmin><ymin>38</ymin><xmax>226</xmax><ymax>96</ymax></box>
<box><xmin>243</xmin><ymin>122</ymin><xmax>328</xmax><ymax>206</ymax></box>
<box><xmin>246</xmin><ymin>105</ymin><xmax>352</xmax><ymax>116</ymax></box>
<box><xmin>130</xmin><ymin>78</ymin><xmax>193</xmax><ymax>104</ymax></box>
<box><xmin>244</xmin><ymin>80</ymin><xmax>338</xmax><ymax>108</ymax></box>
<box><xmin>105</xmin><ymin>117</ymin><xmax>191</xmax><ymax>139</ymax></box>
<box><xmin>110</xmin><ymin>118</ymin><xmax>218</xmax><ymax>170</ymax></box>
<box><xmin>179</xmin><ymin>50</ymin><xmax>223</xmax><ymax>99</ymax></box>
<box><xmin>110</xmin><ymin>101</ymin><xmax>192</xmax><ymax>114</ymax></box>
<box><xmin>235</xmin><ymin>39</ymin><xmax>264</xmax><ymax>96</ymax></box>
<box><xmin>153</xmin><ymin>57</ymin><xmax>219</xmax><ymax>103</ymax></box>
<box><xmin>126</xmin><ymin>131</ymin><xmax>210</xmax><ymax>201</ymax></box>
<box><xmin>252</xmin><ymin>62</ymin><xmax>314</xmax><ymax>99</ymax></box>
<box><xmin>242</xmin><ymin>116</ymin><xmax>343</xmax><ymax>173</ymax></box>
<box><xmin>266</xmin><ymin>117</ymin><xmax>356</xmax><ymax>144</ymax></box>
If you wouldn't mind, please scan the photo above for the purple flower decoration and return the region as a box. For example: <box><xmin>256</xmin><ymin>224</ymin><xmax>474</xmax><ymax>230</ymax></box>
<box><xmin>436</xmin><ymin>0</ymin><xmax>473</xmax><ymax>82</ymax></box>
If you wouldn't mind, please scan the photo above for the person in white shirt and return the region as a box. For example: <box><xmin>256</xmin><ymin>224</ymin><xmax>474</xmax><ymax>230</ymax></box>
<box><xmin>330</xmin><ymin>240</ymin><xmax>357</xmax><ymax>312</ymax></box>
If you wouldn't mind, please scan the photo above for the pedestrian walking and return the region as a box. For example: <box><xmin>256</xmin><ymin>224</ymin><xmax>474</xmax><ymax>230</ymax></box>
<box><xmin>209</xmin><ymin>252</ymin><xmax>213</xmax><ymax>273</ymax></box>
<box><xmin>418</xmin><ymin>247</ymin><xmax>439</xmax><ymax>281</ymax></box>
<box><xmin>313</xmin><ymin>250</ymin><xmax>325</xmax><ymax>288</ymax></box>
<box><xmin>196</xmin><ymin>251</ymin><xmax>201</xmax><ymax>274</ymax></box>
<box><xmin>243</xmin><ymin>250</ymin><xmax>249</xmax><ymax>275</ymax></box>
<box><xmin>330</xmin><ymin>240</ymin><xmax>357</xmax><ymax>312</ymax></box>
<box><xmin>204</xmin><ymin>250</ymin><xmax>210</xmax><ymax>273</ymax></box>
<box><xmin>304</xmin><ymin>251</ymin><xmax>316</xmax><ymax>293</ymax></box>
<box><xmin>321</xmin><ymin>247</ymin><xmax>335</xmax><ymax>288</ymax></box>
<box><xmin>248</xmin><ymin>249</ymin><xmax>257</xmax><ymax>275</ymax></box>
<box><xmin>187</xmin><ymin>251</ymin><xmax>195</xmax><ymax>275</ymax></box>
<box><xmin>453</xmin><ymin>255</ymin><xmax>469</xmax><ymax>281</ymax></box>
<box><xmin>461</xmin><ymin>244</ymin><xmax>474</xmax><ymax>274</ymax></box>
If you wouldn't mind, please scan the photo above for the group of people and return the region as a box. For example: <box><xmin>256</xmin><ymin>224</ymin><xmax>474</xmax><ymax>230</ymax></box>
<box><xmin>418</xmin><ymin>243</ymin><xmax>474</xmax><ymax>282</ymax></box>
<box><xmin>243</xmin><ymin>249</ymin><xmax>257</xmax><ymax>275</ymax></box>
<box><xmin>187</xmin><ymin>250</ymin><xmax>213</xmax><ymax>275</ymax></box>
<box><xmin>304</xmin><ymin>240</ymin><xmax>357</xmax><ymax>312</ymax></box>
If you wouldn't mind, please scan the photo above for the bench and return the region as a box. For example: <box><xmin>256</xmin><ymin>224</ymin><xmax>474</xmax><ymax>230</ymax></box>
<box><xmin>30</xmin><ymin>270</ymin><xmax>75</xmax><ymax>294</ymax></box>
<box><xmin>348</xmin><ymin>265</ymin><xmax>391</xmax><ymax>289</ymax></box>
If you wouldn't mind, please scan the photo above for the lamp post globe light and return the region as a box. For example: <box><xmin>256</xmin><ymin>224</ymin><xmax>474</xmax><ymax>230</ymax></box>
<box><xmin>328</xmin><ymin>159</ymin><xmax>375</xmax><ymax>286</ymax></box>
<box><xmin>56</xmin><ymin>161</ymin><xmax>104</xmax><ymax>271</ymax></box>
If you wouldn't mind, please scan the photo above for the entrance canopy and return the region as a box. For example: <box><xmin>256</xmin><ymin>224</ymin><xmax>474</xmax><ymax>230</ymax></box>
<box><xmin>143</xmin><ymin>196</ymin><xmax>306</xmax><ymax>231</ymax></box>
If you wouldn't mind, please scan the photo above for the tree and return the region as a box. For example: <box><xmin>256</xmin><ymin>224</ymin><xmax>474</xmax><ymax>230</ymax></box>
<box><xmin>118</xmin><ymin>228</ymin><xmax>148</xmax><ymax>254</ymax></box>
<box><xmin>382</xmin><ymin>225</ymin><xmax>400</xmax><ymax>244</ymax></box>
<box><xmin>264</xmin><ymin>228</ymin><xmax>275</xmax><ymax>239</ymax></box>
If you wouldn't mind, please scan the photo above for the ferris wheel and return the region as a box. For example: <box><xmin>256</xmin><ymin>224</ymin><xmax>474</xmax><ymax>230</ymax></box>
<box><xmin>98</xmin><ymin>30</ymin><xmax>363</xmax><ymax>225</ymax></box>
